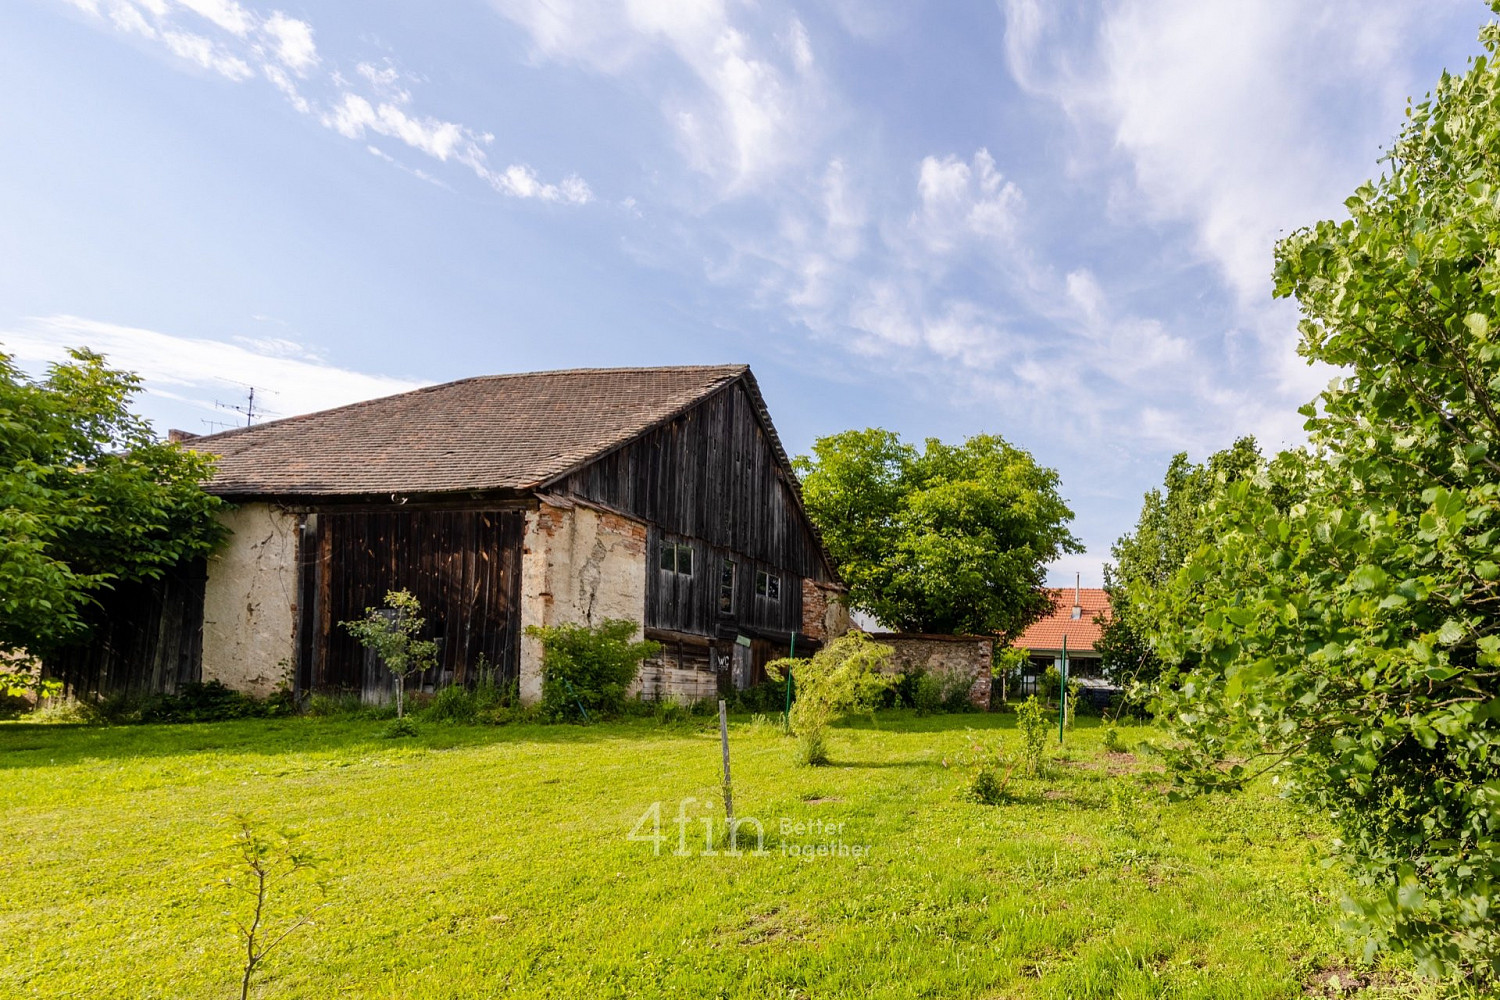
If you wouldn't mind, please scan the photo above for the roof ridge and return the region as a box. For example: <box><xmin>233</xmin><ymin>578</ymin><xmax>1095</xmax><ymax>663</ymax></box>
<box><xmin>191</xmin><ymin>363</ymin><xmax>751</xmax><ymax>445</ymax></box>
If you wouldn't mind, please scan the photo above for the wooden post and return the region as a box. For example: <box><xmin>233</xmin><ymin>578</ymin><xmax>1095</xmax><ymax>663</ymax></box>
<box><xmin>718</xmin><ymin>699</ymin><xmax>735</xmax><ymax>842</ymax></box>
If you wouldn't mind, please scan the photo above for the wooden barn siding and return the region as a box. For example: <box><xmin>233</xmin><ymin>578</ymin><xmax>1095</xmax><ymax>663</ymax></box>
<box><xmin>297</xmin><ymin>508</ymin><xmax>524</xmax><ymax>696</ymax></box>
<box><xmin>647</xmin><ymin>531</ymin><xmax>803</xmax><ymax>637</ymax></box>
<box><xmin>555</xmin><ymin>382</ymin><xmax>830</xmax><ymax>584</ymax></box>
<box><xmin>44</xmin><ymin>559</ymin><xmax>206</xmax><ymax>697</ymax></box>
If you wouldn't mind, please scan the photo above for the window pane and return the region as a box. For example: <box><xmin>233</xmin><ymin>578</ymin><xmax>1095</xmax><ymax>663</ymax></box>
<box><xmin>755</xmin><ymin>570</ymin><xmax>768</xmax><ymax>596</ymax></box>
<box><xmin>719</xmin><ymin>560</ymin><xmax>735</xmax><ymax>613</ymax></box>
<box><xmin>677</xmin><ymin>546</ymin><xmax>692</xmax><ymax>577</ymax></box>
<box><xmin>659</xmin><ymin>546</ymin><xmax>676</xmax><ymax>572</ymax></box>
<box><xmin>767</xmin><ymin>575</ymin><xmax>780</xmax><ymax>601</ymax></box>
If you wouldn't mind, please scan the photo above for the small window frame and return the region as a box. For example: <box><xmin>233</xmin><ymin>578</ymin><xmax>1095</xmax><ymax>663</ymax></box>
<box><xmin>659</xmin><ymin>542</ymin><xmax>694</xmax><ymax>579</ymax></box>
<box><xmin>719</xmin><ymin>559</ymin><xmax>736</xmax><ymax>614</ymax></box>
<box><xmin>755</xmin><ymin>570</ymin><xmax>781</xmax><ymax>603</ymax></box>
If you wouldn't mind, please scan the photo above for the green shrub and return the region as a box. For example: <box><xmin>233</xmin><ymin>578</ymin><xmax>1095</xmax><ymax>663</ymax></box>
<box><xmin>939</xmin><ymin>672</ymin><xmax>976</xmax><ymax>713</ymax></box>
<box><xmin>768</xmin><ymin>632</ymin><xmax>897</xmax><ymax>767</ymax></box>
<box><xmin>946</xmin><ymin>733</ymin><xmax>1015</xmax><ymax>805</ymax></box>
<box><xmin>910</xmin><ymin>671</ymin><xmax>942</xmax><ymax>716</ymax></box>
<box><xmin>1102</xmin><ymin>726</ymin><xmax>1126</xmax><ymax>754</ymax></box>
<box><xmin>380</xmin><ymin>717</ymin><xmax>419</xmax><ymax>739</ymax></box>
<box><xmin>730</xmin><ymin>678</ymin><xmax>789</xmax><ymax>714</ymax></box>
<box><xmin>525</xmin><ymin>619</ymin><xmax>660</xmax><ymax>722</ymax></box>
<box><xmin>139</xmin><ymin>681</ymin><xmax>265</xmax><ymax>723</ymax></box>
<box><xmin>1016</xmin><ymin>695</ymin><xmax>1049</xmax><ymax>776</ymax></box>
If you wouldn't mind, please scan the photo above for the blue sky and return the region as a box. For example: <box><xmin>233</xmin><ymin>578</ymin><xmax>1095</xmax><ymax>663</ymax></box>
<box><xmin>0</xmin><ymin>0</ymin><xmax>1487</xmax><ymax>585</ymax></box>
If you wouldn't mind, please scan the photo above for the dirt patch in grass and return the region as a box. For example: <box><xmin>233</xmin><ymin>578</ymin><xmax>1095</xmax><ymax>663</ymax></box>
<box><xmin>1301</xmin><ymin>963</ymin><xmax>1408</xmax><ymax>997</ymax></box>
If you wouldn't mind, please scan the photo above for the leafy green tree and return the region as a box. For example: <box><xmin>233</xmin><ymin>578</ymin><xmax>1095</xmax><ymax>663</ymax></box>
<box><xmin>767</xmin><ymin>631</ymin><xmax>896</xmax><ymax>765</ymax></box>
<box><xmin>795</xmin><ymin>429</ymin><xmax>1081</xmax><ymax>639</ymax></box>
<box><xmin>0</xmin><ymin>348</ymin><xmax>223</xmax><ymax>691</ymax></box>
<box><xmin>524</xmin><ymin>619</ymin><xmax>659</xmax><ymax>722</ymax></box>
<box><xmin>1099</xmin><ymin>438</ymin><xmax>1261</xmax><ymax>685</ymax></box>
<box><xmin>1153</xmin><ymin>15</ymin><xmax>1500</xmax><ymax>981</ymax></box>
<box><xmin>341</xmin><ymin>589</ymin><xmax>439</xmax><ymax>718</ymax></box>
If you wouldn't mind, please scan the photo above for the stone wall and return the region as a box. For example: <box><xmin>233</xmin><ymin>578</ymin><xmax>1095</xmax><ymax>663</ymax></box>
<box><xmin>201</xmin><ymin>503</ymin><xmax>298</xmax><ymax>697</ymax></box>
<box><xmin>518</xmin><ymin>498</ymin><xmax>649</xmax><ymax>705</ymax></box>
<box><xmin>801</xmin><ymin>580</ymin><xmax>852</xmax><ymax>642</ymax></box>
<box><xmin>868</xmin><ymin>633</ymin><xmax>993</xmax><ymax>709</ymax></box>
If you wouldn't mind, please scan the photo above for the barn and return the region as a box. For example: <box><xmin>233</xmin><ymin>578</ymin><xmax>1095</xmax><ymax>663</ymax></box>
<box><xmin>47</xmin><ymin>365</ymin><xmax>848</xmax><ymax>704</ymax></box>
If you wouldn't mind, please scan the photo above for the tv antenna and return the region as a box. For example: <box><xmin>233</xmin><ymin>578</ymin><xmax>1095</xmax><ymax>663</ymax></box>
<box><xmin>213</xmin><ymin>381</ymin><xmax>279</xmax><ymax>427</ymax></box>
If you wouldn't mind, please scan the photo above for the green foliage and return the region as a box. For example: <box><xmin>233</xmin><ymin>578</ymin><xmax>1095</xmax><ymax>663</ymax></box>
<box><xmin>341</xmin><ymin>590</ymin><xmax>438</xmax><ymax>718</ymax></box>
<box><xmin>767</xmin><ymin>631</ymin><xmax>898</xmax><ymax>766</ymax></box>
<box><xmin>795</xmin><ymin>429</ymin><xmax>1081</xmax><ymax>637</ymax></box>
<box><xmin>1016</xmin><ymin>696</ymin><xmax>1049</xmax><ymax>777</ymax></box>
<box><xmin>1102</xmin><ymin>726</ymin><xmax>1126</xmax><ymax>755</ymax></box>
<box><xmin>910</xmin><ymin>671</ymin><xmax>943</xmax><ymax>716</ymax></box>
<box><xmin>380</xmin><ymin>716</ymin><xmax>419</xmax><ymax>739</ymax></box>
<box><xmin>945</xmin><ymin>733</ymin><xmax>1016</xmax><ymax>805</ymax></box>
<box><xmin>31</xmin><ymin>681</ymin><xmax>290</xmax><ymax>726</ymax></box>
<box><xmin>219</xmin><ymin>816</ymin><xmax>325</xmax><ymax>1000</ymax></box>
<box><xmin>1150</xmin><ymin>18</ymin><xmax>1500</xmax><ymax>982</ymax></box>
<box><xmin>0</xmin><ymin>348</ymin><xmax>224</xmax><ymax>686</ymax></box>
<box><xmin>524</xmin><ymin>618</ymin><xmax>660</xmax><ymax>722</ymax></box>
<box><xmin>728</xmin><ymin>677</ymin><xmax>790</xmax><ymax>714</ymax></box>
<box><xmin>1100</xmin><ymin>438</ymin><xmax>1262</xmax><ymax>688</ymax></box>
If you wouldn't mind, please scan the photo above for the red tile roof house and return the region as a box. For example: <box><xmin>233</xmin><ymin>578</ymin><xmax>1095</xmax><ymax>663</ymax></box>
<box><xmin>44</xmin><ymin>365</ymin><xmax>850</xmax><ymax>706</ymax></box>
<box><xmin>1010</xmin><ymin>584</ymin><xmax>1111</xmax><ymax>697</ymax></box>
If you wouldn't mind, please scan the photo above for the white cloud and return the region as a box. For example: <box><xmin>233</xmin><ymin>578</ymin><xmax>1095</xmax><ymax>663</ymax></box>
<box><xmin>161</xmin><ymin>28</ymin><xmax>253</xmax><ymax>79</ymax></box>
<box><xmin>491</xmin><ymin>0</ymin><xmax>823</xmax><ymax>189</ymax></box>
<box><xmin>2</xmin><ymin>315</ymin><xmax>424</xmax><ymax>426</ymax></box>
<box><xmin>174</xmin><ymin>0</ymin><xmax>253</xmax><ymax>36</ymax></box>
<box><xmin>54</xmin><ymin>0</ymin><xmax>593</xmax><ymax>205</ymax></box>
<box><xmin>261</xmin><ymin>11</ymin><xmax>316</xmax><ymax>73</ymax></box>
<box><xmin>913</xmin><ymin>148</ymin><xmax>1024</xmax><ymax>251</ymax></box>
<box><xmin>997</xmin><ymin>0</ymin><xmax>1471</xmax><ymax>396</ymax></box>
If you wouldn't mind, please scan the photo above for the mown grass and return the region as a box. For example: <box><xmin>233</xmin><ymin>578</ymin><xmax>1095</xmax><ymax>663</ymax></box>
<box><xmin>0</xmin><ymin>712</ymin><xmax>1434</xmax><ymax>999</ymax></box>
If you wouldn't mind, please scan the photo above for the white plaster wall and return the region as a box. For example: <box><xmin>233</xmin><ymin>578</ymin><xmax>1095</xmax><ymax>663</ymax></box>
<box><xmin>201</xmin><ymin>503</ymin><xmax>299</xmax><ymax>697</ymax></box>
<box><xmin>518</xmin><ymin>501</ymin><xmax>648</xmax><ymax>704</ymax></box>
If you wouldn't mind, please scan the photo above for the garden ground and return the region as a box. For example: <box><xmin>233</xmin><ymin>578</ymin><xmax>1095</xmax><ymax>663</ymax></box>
<box><xmin>0</xmin><ymin>712</ymin><xmax>1439</xmax><ymax>999</ymax></box>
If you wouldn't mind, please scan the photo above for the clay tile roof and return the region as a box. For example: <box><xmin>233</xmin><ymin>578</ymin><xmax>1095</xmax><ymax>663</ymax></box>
<box><xmin>190</xmin><ymin>364</ymin><xmax>751</xmax><ymax>498</ymax></box>
<box><xmin>1013</xmin><ymin>588</ymin><xmax>1111</xmax><ymax>654</ymax></box>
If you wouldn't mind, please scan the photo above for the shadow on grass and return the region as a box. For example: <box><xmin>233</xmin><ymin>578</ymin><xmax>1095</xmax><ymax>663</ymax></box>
<box><xmin>0</xmin><ymin>715</ymin><xmax>704</xmax><ymax>770</ymax></box>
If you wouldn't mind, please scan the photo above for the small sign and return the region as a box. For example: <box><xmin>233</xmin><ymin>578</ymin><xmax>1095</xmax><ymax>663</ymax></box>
<box><xmin>735</xmin><ymin>635</ymin><xmax>752</xmax><ymax>648</ymax></box>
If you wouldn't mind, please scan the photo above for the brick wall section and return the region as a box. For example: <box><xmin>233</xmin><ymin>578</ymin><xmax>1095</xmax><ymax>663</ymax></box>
<box><xmin>801</xmin><ymin>580</ymin><xmax>852</xmax><ymax>642</ymax></box>
<box><xmin>868</xmin><ymin>633</ymin><xmax>993</xmax><ymax>709</ymax></box>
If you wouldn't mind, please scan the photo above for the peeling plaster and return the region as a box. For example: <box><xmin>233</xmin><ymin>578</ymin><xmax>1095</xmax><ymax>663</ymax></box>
<box><xmin>201</xmin><ymin>503</ymin><xmax>298</xmax><ymax>697</ymax></box>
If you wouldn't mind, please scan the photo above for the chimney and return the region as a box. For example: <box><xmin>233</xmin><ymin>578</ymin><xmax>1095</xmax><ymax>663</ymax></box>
<box><xmin>166</xmin><ymin>429</ymin><xmax>198</xmax><ymax>444</ymax></box>
<box><xmin>1071</xmin><ymin>572</ymin><xmax>1082</xmax><ymax>620</ymax></box>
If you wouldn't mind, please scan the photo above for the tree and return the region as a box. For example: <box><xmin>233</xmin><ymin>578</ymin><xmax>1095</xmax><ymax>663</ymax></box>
<box><xmin>767</xmin><ymin>631</ymin><xmax>896</xmax><ymax>765</ymax></box>
<box><xmin>341</xmin><ymin>590</ymin><xmax>439</xmax><ymax>718</ymax></box>
<box><xmin>1152</xmin><ymin>13</ymin><xmax>1500</xmax><ymax>981</ymax></box>
<box><xmin>795</xmin><ymin>429</ymin><xmax>1081</xmax><ymax>639</ymax></box>
<box><xmin>0</xmin><ymin>348</ymin><xmax>224</xmax><ymax>690</ymax></box>
<box><xmin>1099</xmin><ymin>438</ymin><xmax>1261</xmax><ymax>686</ymax></box>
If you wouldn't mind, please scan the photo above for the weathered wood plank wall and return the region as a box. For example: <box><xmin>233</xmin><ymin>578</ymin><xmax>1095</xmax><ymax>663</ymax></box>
<box><xmin>297</xmin><ymin>508</ymin><xmax>524</xmax><ymax>696</ymax></box>
<box><xmin>555</xmin><ymin>381</ymin><xmax>828</xmax><ymax>643</ymax></box>
<box><xmin>555</xmin><ymin>382</ymin><xmax>829</xmax><ymax>582</ymax></box>
<box><xmin>43</xmin><ymin>559</ymin><xmax>206</xmax><ymax>697</ymax></box>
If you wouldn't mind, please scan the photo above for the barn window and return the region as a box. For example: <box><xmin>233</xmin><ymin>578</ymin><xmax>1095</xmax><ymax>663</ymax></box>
<box><xmin>660</xmin><ymin>543</ymin><xmax>694</xmax><ymax>577</ymax></box>
<box><xmin>755</xmin><ymin>570</ymin><xmax>781</xmax><ymax>602</ymax></box>
<box><xmin>719</xmin><ymin>559</ymin><xmax>736</xmax><ymax>613</ymax></box>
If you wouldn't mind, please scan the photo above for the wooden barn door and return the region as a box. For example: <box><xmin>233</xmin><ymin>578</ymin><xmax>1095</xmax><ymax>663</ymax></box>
<box><xmin>297</xmin><ymin>508</ymin><xmax>524</xmax><ymax>698</ymax></box>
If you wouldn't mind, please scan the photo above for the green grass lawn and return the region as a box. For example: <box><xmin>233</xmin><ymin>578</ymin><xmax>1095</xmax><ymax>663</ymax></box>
<box><xmin>0</xmin><ymin>712</ymin><xmax>1431</xmax><ymax>999</ymax></box>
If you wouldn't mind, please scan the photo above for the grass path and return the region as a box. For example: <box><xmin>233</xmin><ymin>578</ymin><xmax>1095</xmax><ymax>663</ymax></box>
<box><xmin>0</xmin><ymin>713</ymin><xmax>1420</xmax><ymax>998</ymax></box>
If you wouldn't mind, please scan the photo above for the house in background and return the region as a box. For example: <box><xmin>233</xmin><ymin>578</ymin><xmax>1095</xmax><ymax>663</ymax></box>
<box><xmin>46</xmin><ymin>365</ymin><xmax>848</xmax><ymax>705</ymax></box>
<box><xmin>1011</xmin><ymin>581</ymin><xmax>1111</xmax><ymax>696</ymax></box>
